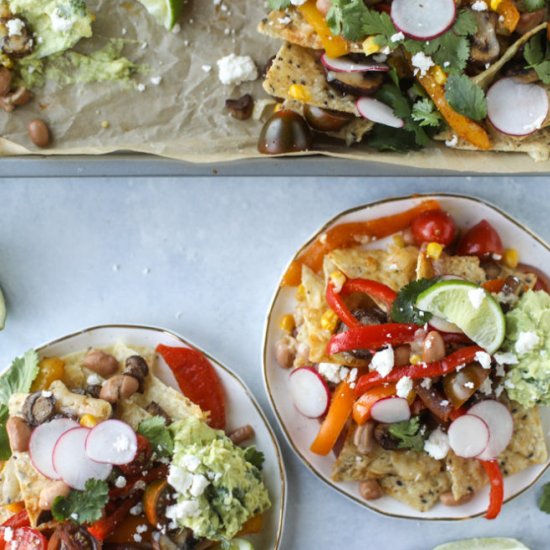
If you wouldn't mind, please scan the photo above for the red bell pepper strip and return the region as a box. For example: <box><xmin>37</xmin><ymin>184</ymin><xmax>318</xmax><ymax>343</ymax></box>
<box><xmin>325</xmin><ymin>283</ymin><xmax>361</xmax><ymax>328</ymax></box>
<box><xmin>87</xmin><ymin>493</ymin><xmax>142</xmax><ymax>541</ymax></box>
<box><xmin>156</xmin><ymin>344</ymin><xmax>226</xmax><ymax>429</ymax></box>
<box><xmin>354</xmin><ymin>345</ymin><xmax>483</xmax><ymax>396</ymax></box>
<box><xmin>327</xmin><ymin>323</ymin><xmax>418</xmax><ymax>356</ymax></box>
<box><xmin>480</xmin><ymin>460</ymin><xmax>504</xmax><ymax>519</ymax></box>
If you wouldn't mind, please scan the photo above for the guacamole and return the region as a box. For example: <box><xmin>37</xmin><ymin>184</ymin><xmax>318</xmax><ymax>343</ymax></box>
<box><xmin>503</xmin><ymin>290</ymin><xmax>550</xmax><ymax>408</ymax></box>
<box><xmin>167</xmin><ymin>417</ymin><xmax>271</xmax><ymax>541</ymax></box>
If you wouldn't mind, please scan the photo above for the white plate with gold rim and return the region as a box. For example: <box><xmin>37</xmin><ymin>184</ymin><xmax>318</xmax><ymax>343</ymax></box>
<box><xmin>8</xmin><ymin>324</ymin><xmax>286</xmax><ymax>548</ymax></box>
<box><xmin>263</xmin><ymin>193</ymin><xmax>550</xmax><ymax>521</ymax></box>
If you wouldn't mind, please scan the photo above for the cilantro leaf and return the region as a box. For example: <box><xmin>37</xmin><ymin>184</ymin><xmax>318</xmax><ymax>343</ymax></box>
<box><xmin>326</xmin><ymin>0</ymin><xmax>372</xmax><ymax>41</ymax></box>
<box><xmin>519</xmin><ymin>0</ymin><xmax>546</xmax><ymax>11</ymax></box>
<box><xmin>52</xmin><ymin>479</ymin><xmax>109</xmax><ymax>524</ymax></box>
<box><xmin>0</xmin><ymin>407</ymin><xmax>10</xmax><ymax>461</ymax></box>
<box><xmin>391</xmin><ymin>278</ymin><xmax>437</xmax><ymax>325</ymax></box>
<box><xmin>411</xmin><ymin>98</ymin><xmax>443</xmax><ymax>128</ymax></box>
<box><xmin>361</xmin><ymin>7</ymin><xmax>396</xmax><ymax>46</ymax></box>
<box><xmin>368</xmin><ymin>125</ymin><xmax>422</xmax><ymax>152</ymax></box>
<box><xmin>539</xmin><ymin>482</ymin><xmax>550</xmax><ymax>514</ymax></box>
<box><xmin>243</xmin><ymin>446</ymin><xmax>265</xmax><ymax>471</ymax></box>
<box><xmin>524</xmin><ymin>31</ymin><xmax>550</xmax><ymax>85</ymax></box>
<box><xmin>267</xmin><ymin>0</ymin><xmax>292</xmax><ymax>9</ymax></box>
<box><xmin>445</xmin><ymin>74</ymin><xmax>487</xmax><ymax>121</ymax></box>
<box><xmin>388</xmin><ymin>417</ymin><xmax>426</xmax><ymax>452</ymax></box>
<box><xmin>138</xmin><ymin>416</ymin><xmax>174</xmax><ymax>457</ymax></box>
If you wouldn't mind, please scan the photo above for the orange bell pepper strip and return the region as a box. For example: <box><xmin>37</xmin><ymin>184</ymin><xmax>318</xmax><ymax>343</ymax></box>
<box><xmin>494</xmin><ymin>0</ymin><xmax>520</xmax><ymax>33</ymax></box>
<box><xmin>298</xmin><ymin>0</ymin><xmax>349</xmax><ymax>58</ymax></box>
<box><xmin>482</xmin><ymin>278</ymin><xmax>506</xmax><ymax>293</ymax></box>
<box><xmin>418</xmin><ymin>71</ymin><xmax>491</xmax><ymax>151</ymax></box>
<box><xmin>310</xmin><ymin>381</ymin><xmax>355</xmax><ymax>455</ymax></box>
<box><xmin>353</xmin><ymin>385</ymin><xmax>397</xmax><ymax>425</ymax></box>
<box><xmin>480</xmin><ymin>460</ymin><xmax>504</xmax><ymax>519</ymax></box>
<box><xmin>237</xmin><ymin>514</ymin><xmax>264</xmax><ymax>536</ymax></box>
<box><xmin>281</xmin><ymin>199</ymin><xmax>441</xmax><ymax>287</ymax></box>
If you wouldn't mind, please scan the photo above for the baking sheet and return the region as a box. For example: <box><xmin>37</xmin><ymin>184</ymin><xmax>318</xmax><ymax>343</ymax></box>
<box><xmin>0</xmin><ymin>0</ymin><xmax>549</xmax><ymax>173</ymax></box>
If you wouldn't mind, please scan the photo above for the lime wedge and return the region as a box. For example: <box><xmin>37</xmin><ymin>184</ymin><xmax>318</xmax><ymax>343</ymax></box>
<box><xmin>137</xmin><ymin>0</ymin><xmax>184</xmax><ymax>30</ymax></box>
<box><xmin>433</xmin><ymin>538</ymin><xmax>530</xmax><ymax>550</ymax></box>
<box><xmin>223</xmin><ymin>539</ymin><xmax>254</xmax><ymax>550</ymax></box>
<box><xmin>416</xmin><ymin>280</ymin><xmax>505</xmax><ymax>354</ymax></box>
<box><xmin>0</xmin><ymin>285</ymin><xmax>5</xmax><ymax>330</ymax></box>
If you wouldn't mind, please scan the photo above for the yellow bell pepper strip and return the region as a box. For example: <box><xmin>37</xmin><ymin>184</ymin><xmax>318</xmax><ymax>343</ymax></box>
<box><xmin>30</xmin><ymin>357</ymin><xmax>65</xmax><ymax>392</ymax></box>
<box><xmin>237</xmin><ymin>514</ymin><xmax>264</xmax><ymax>536</ymax></box>
<box><xmin>418</xmin><ymin>70</ymin><xmax>491</xmax><ymax>150</ymax></box>
<box><xmin>298</xmin><ymin>0</ymin><xmax>349</xmax><ymax>58</ymax></box>
<box><xmin>352</xmin><ymin>385</ymin><xmax>397</xmax><ymax>425</ymax></box>
<box><xmin>480</xmin><ymin>459</ymin><xmax>504</xmax><ymax>519</ymax></box>
<box><xmin>281</xmin><ymin>199</ymin><xmax>441</xmax><ymax>287</ymax></box>
<box><xmin>310</xmin><ymin>381</ymin><xmax>355</xmax><ymax>455</ymax></box>
<box><xmin>494</xmin><ymin>0</ymin><xmax>520</xmax><ymax>33</ymax></box>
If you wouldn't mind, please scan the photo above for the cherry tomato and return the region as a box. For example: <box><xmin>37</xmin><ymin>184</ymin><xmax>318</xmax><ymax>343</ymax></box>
<box><xmin>517</xmin><ymin>263</ymin><xmax>550</xmax><ymax>292</ymax></box>
<box><xmin>457</xmin><ymin>219</ymin><xmax>504</xmax><ymax>258</ymax></box>
<box><xmin>6</xmin><ymin>528</ymin><xmax>47</xmax><ymax>550</ymax></box>
<box><xmin>411</xmin><ymin>209</ymin><xmax>456</xmax><ymax>245</ymax></box>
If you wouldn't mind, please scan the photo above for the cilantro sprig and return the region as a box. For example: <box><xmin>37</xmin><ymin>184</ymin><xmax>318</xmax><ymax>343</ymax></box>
<box><xmin>52</xmin><ymin>479</ymin><xmax>109</xmax><ymax>524</ymax></box>
<box><xmin>411</xmin><ymin>98</ymin><xmax>443</xmax><ymax>127</ymax></box>
<box><xmin>138</xmin><ymin>416</ymin><xmax>174</xmax><ymax>457</ymax></box>
<box><xmin>244</xmin><ymin>446</ymin><xmax>265</xmax><ymax>471</ymax></box>
<box><xmin>391</xmin><ymin>278</ymin><xmax>437</xmax><ymax>325</ymax></box>
<box><xmin>524</xmin><ymin>31</ymin><xmax>550</xmax><ymax>85</ymax></box>
<box><xmin>388</xmin><ymin>417</ymin><xmax>426</xmax><ymax>452</ymax></box>
<box><xmin>445</xmin><ymin>74</ymin><xmax>488</xmax><ymax>121</ymax></box>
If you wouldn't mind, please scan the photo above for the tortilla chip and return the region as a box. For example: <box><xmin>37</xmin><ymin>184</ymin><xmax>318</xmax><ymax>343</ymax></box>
<box><xmin>116</xmin><ymin>400</ymin><xmax>152</xmax><ymax>431</ymax></box>
<box><xmin>258</xmin><ymin>9</ymin><xmax>362</xmax><ymax>52</ymax></box>
<box><xmin>0</xmin><ymin>457</ymin><xmax>22</xmax><ymax>515</ymax></box>
<box><xmin>432</xmin><ymin>253</ymin><xmax>487</xmax><ymax>284</ymax></box>
<box><xmin>264</xmin><ymin>42</ymin><xmax>362</xmax><ymax>115</ymax></box>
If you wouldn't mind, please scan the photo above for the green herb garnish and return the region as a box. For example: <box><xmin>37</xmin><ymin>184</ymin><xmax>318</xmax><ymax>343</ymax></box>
<box><xmin>445</xmin><ymin>74</ymin><xmax>488</xmax><ymax>121</ymax></box>
<box><xmin>525</xmin><ymin>31</ymin><xmax>550</xmax><ymax>85</ymax></box>
<box><xmin>52</xmin><ymin>479</ymin><xmax>109</xmax><ymax>524</ymax></box>
<box><xmin>243</xmin><ymin>446</ymin><xmax>265</xmax><ymax>471</ymax></box>
<box><xmin>388</xmin><ymin>417</ymin><xmax>426</xmax><ymax>452</ymax></box>
<box><xmin>391</xmin><ymin>278</ymin><xmax>437</xmax><ymax>325</ymax></box>
<box><xmin>411</xmin><ymin>98</ymin><xmax>443</xmax><ymax>128</ymax></box>
<box><xmin>138</xmin><ymin>415</ymin><xmax>174</xmax><ymax>457</ymax></box>
<box><xmin>539</xmin><ymin>482</ymin><xmax>550</xmax><ymax>513</ymax></box>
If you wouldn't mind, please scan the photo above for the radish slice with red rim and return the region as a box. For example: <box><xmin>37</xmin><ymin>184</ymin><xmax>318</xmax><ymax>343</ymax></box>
<box><xmin>391</xmin><ymin>0</ymin><xmax>456</xmax><ymax>40</ymax></box>
<box><xmin>467</xmin><ymin>400</ymin><xmax>513</xmax><ymax>460</ymax></box>
<box><xmin>321</xmin><ymin>54</ymin><xmax>389</xmax><ymax>73</ymax></box>
<box><xmin>289</xmin><ymin>367</ymin><xmax>330</xmax><ymax>418</ymax></box>
<box><xmin>85</xmin><ymin>420</ymin><xmax>138</xmax><ymax>465</ymax></box>
<box><xmin>29</xmin><ymin>418</ymin><xmax>79</xmax><ymax>480</ymax></box>
<box><xmin>487</xmin><ymin>78</ymin><xmax>549</xmax><ymax>137</ymax></box>
<box><xmin>53</xmin><ymin>427</ymin><xmax>112</xmax><ymax>490</ymax></box>
<box><xmin>448</xmin><ymin>414</ymin><xmax>489</xmax><ymax>458</ymax></box>
<box><xmin>356</xmin><ymin>97</ymin><xmax>404</xmax><ymax>128</ymax></box>
<box><xmin>370</xmin><ymin>397</ymin><xmax>411</xmax><ymax>424</ymax></box>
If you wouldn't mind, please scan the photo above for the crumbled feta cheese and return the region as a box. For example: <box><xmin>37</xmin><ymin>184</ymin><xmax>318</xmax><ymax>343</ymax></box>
<box><xmin>290</xmin><ymin>0</ymin><xmax>307</xmax><ymax>4</ymax></box>
<box><xmin>494</xmin><ymin>352</ymin><xmax>518</xmax><ymax>365</ymax></box>
<box><xmin>471</xmin><ymin>0</ymin><xmax>488</xmax><ymax>11</ymax></box>
<box><xmin>445</xmin><ymin>134</ymin><xmax>458</xmax><ymax>147</ymax></box>
<box><xmin>420</xmin><ymin>377</ymin><xmax>432</xmax><ymax>390</ymax></box>
<box><xmin>41</xmin><ymin>390</ymin><xmax>52</xmax><ymax>398</ymax></box>
<box><xmin>114</xmin><ymin>476</ymin><xmax>127</xmax><ymax>488</ymax></box>
<box><xmin>113</xmin><ymin>435</ymin><xmax>136</xmax><ymax>454</ymax></box>
<box><xmin>168</xmin><ymin>465</ymin><xmax>193</xmax><ymax>493</ymax></box>
<box><xmin>150</xmin><ymin>76</ymin><xmax>162</xmax><ymax>86</ymax></box>
<box><xmin>504</xmin><ymin>379</ymin><xmax>515</xmax><ymax>389</ymax></box>
<box><xmin>318</xmin><ymin>362</ymin><xmax>343</xmax><ymax>384</ymax></box>
<box><xmin>396</xmin><ymin>376</ymin><xmax>413</xmax><ymax>398</ymax></box>
<box><xmin>440</xmin><ymin>400</ymin><xmax>450</xmax><ymax>407</ymax></box>
<box><xmin>166</xmin><ymin>500</ymin><xmax>200</xmax><ymax>521</ymax></box>
<box><xmin>6</xmin><ymin>18</ymin><xmax>25</xmax><ymax>37</ymax></box>
<box><xmin>424</xmin><ymin>428</ymin><xmax>450</xmax><ymax>460</ymax></box>
<box><xmin>201</xmin><ymin>64</ymin><xmax>212</xmax><ymax>73</ymax></box>
<box><xmin>70</xmin><ymin>513</ymin><xmax>79</xmax><ymax>521</ymax></box>
<box><xmin>495</xmin><ymin>364</ymin><xmax>505</xmax><ymax>377</ymax></box>
<box><xmin>136</xmin><ymin>83</ymin><xmax>146</xmax><ymax>92</ymax></box>
<box><xmin>411</xmin><ymin>52</ymin><xmax>435</xmax><ymax>77</ymax></box>
<box><xmin>4</xmin><ymin>527</ymin><xmax>13</xmax><ymax>542</ymax></box>
<box><xmin>87</xmin><ymin>373</ymin><xmax>103</xmax><ymax>386</ymax></box>
<box><xmin>370</xmin><ymin>346</ymin><xmax>395</xmax><ymax>378</ymax></box>
<box><xmin>51</xmin><ymin>10</ymin><xmax>75</xmax><ymax>33</ymax></box>
<box><xmin>495</xmin><ymin>385</ymin><xmax>504</xmax><ymax>397</ymax></box>
<box><xmin>278</xmin><ymin>15</ymin><xmax>292</xmax><ymax>25</ymax></box>
<box><xmin>133</xmin><ymin>534</ymin><xmax>142</xmax><ymax>543</ymax></box>
<box><xmin>468</xmin><ymin>287</ymin><xmax>486</xmax><ymax>310</ymax></box>
<box><xmin>130</xmin><ymin>502</ymin><xmax>144</xmax><ymax>516</ymax></box>
<box><xmin>181</xmin><ymin>454</ymin><xmax>201</xmax><ymax>472</ymax></box>
<box><xmin>189</xmin><ymin>474</ymin><xmax>209</xmax><ymax>497</ymax></box>
<box><xmin>136</xmin><ymin>524</ymin><xmax>148</xmax><ymax>534</ymax></box>
<box><xmin>478</xmin><ymin>377</ymin><xmax>493</xmax><ymax>395</ymax></box>
<box><xmin>390</xmin><ymin>32</ymin><xmax>405</xmax><ymax>43</ymax></box>
<box><xmin>217</xmin><ymin>54</ymin><xmax>258</xmax><ymax>86</ymax></box>
<box><xmin>464</xmin><ymin>381</ymin><xmax>475</xmax><ymax>389</ymax></box>
<box><xmin>475</xmin><ymin>351</ymin><xmax>492</xmax><ymax>370</ymax></box>
<box><xmin>515</xmin><ymin>331</ymin><xmax>540</xmax><ymax>356</ymax></box>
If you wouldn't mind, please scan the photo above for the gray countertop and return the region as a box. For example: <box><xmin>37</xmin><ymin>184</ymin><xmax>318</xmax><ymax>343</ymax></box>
<box><xmin>1</xmin><ymin>175</ymin><xmax>549</xmax><ymax>549</ymax></box>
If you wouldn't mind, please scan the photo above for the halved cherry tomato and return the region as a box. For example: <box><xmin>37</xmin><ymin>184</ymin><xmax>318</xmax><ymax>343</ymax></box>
<box><xmin>457</xmin><ymin>220</ymin><xmax>504</xmax><ymax>258</ymax></box>
<box><xmin>442</xmin><ymin>364</ymin><xmax>489</xmax><ymax>409</ymax></box>
<box><xmin>143</xmin><ymin>480</ymin><xmax>172</xmax><ymax>527</ymax></box>
<box><xmin>352</xmin><ymin>385</ymin><xmax>397</xmax><ymax>425</ymax></box>
<box><xmin>5</xmin><ymin>528</ymin><xmax>47</xmax><ymax>550</ymax></box>
<box><xmin>411</xmin><ymin>209</ymin><xmax>456</xmax><ymax>246</ymax></box>
<box><xmin>156</xmin><ymin>345</ymin><xmax>226</xmax><ymax>429</ymax></box>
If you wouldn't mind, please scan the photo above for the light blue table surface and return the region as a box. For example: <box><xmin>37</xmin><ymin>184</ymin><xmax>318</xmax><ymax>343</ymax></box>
<box><xmin>1</xmin><ymin>176</ymin><xmax>549</xmax><ymax>550</ymax></box>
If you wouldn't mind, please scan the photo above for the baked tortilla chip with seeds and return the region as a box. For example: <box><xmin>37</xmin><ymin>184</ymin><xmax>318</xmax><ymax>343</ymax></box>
<box><xmin>0</xmin><ymin>457</ymin><xmax>22</xmax><ymax>522</ymax></box>
<box><xmin>432</xmin><ymin>254</ymin><xmax>487</xmax><ymax>284</ymax></box>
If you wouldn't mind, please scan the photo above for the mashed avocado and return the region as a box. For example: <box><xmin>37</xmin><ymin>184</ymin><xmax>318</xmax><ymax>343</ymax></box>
<box><xmin>167</xmin><ymin>417</ymin><xmax>271</xmax><ymax>541</ymax></box>
<box><xmin>8</xmin><ymin>0</ymin><xmax>93</xmax><ymax>58</ymax></box>
<box><xmin>503</xmin><ymin>290</ymin><xmax>550</xmax><ymax>408</ymax></box>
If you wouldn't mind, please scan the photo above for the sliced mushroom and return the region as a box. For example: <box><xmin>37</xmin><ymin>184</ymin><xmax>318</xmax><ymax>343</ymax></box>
<box><xmin>470</xmin><ymin>12</ymin><xmax>500</xmax><ymax>66</ymax></box>
<box><xmin>146</xmin><ymin>401</ymin><xmax>172</xmax><ymax>423</ymax></box>
<box><xmin>22</xmin><ymin>391</ymin><xmax>56</xmax><ymax>426</ymax></box>
<box><xmin>48</xmin><ymin>522</ymin><xmax>101</xmax><ymax>550</ymax></box>
<box><xmin>225</xmin><ymin>94</ymin><xmax>254</xmax><ymax>120</ymax></box>
<box><xmin>0</xmin><ymin>17</ymin><xmax>34</xmax><ymax>58</ymax></box>
<box><xmin>124</xmin><ymin>355</ymin><xmax>149</xmax><ymax>390</ymax></box>
<box><xmin>327</xmin><ymin>71</ymin><xmax>384</xmax><ymax>97</ymax></box>
<box><xmin>0</xmin><ymin>65</ymin><xmax>11</xmax><ymax>96</ymax></box>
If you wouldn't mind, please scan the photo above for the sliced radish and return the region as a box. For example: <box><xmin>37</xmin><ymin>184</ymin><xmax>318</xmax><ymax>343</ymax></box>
<box><xmin>85</xmin><ymin>420</ymin><xmax>138</xmax><ymax>465</ymax></box>
<box><xmin>487</xmin><ymin>78</ymin><xmax>549</xmax><ymax>137</ymax></box>
<box><xmin>371</xmin><ymin>397</ymin><xmax>411</xmax><ymax>424</ymax></box>
<box><xmin>467</xmin><ymin>400</ymin><xmax>513</xmax><ymax>460</ymax></box>
<box><xmin>53</xmin><ymin>427</ymin><xmax>112</xmax><ymax>490</ymax></box>
<box><xmin>356</xmin><ymin>97</ymin><xmax>404</xmax><ymax>128</ymax></box>
<box><xmin>29</xmin><ymin>418</ymin><xmax>79</xmax><ymax>480</ymax></box>
<box><xmin>429</xmin><ymin>316</ymin><xmax>463</xmax><ymax>334</ymax></box>
<box><xmin>321</xmin><ymin>54</ymin><xmax>389</xmax><ymax>73</ymax></box>
<box><xmin>391</xmin><ymin>0</ymin><xmax>456</xmax><ymax>40</ymax></box>
<box><xmin>289</xmin><ymin>367</ymin><xmax>330</xmax><ymax>418</ymax></box>
<box><xmin>448</xmin><ymin>414</ymin><xmax>490</xmax><ymax>458</ymax></box>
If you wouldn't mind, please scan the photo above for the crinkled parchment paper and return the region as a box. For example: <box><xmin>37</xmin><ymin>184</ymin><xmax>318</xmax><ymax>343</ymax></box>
<box><xmin>0</xmin><ymin>0</ymin><xmax>549</xmax><ymax>173</ymax></box>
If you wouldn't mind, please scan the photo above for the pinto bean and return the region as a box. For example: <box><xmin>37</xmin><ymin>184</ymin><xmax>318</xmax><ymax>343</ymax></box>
<box><xmin>39</xmin><ymin>481</ymin><xmax>71</xmax><ymax>510</ymax></box>
<box><xmin>83</xmin><ymin>349</ymin><xmax>119</xmax><ymax>377</ymax></box>
<box><xmin>275</xmin><ymin>337</ymin><xmax>295</xmax><ymax>369</ymax></box>
<box><xmin>28</xmin><ymin>119</ymin><xmax>51</xmax><ymax>148</ymax></box>
<box><xmin>99</xmin><ymin>374</ymin><xmax>139</xmax><ymax>404</ymax></box>
<box><xmin>6</xmin><ymin>416</ymin><xmax>32</xmax><ymax>452</ymax></box>
<box><xmin>440</xmin><ymin>491</ymin><xmax>474</xmax><ymax>506</ymax></box>
<box><xmin>359</xmin><ymin>479</ymin><xmax>383</xmax><ymax>500</ymax></box>
<box><xmin>394</xmin><ymin>345</ymin><xmax>411</xmax><ymax>367</ymax></box>
<box><xmin>0</xmin><ymin>67</ymin><xmax>12</xmax><ymax>96</ymax></box>
<box><xmin>229</xmin><ymin>425</ymin><xmax>255</xmax><ymax>445</ymax></box>
<box><xmin>422</xmin><ymin>331</ymin><xmax>446</xmax><ymax>364</ymax></box>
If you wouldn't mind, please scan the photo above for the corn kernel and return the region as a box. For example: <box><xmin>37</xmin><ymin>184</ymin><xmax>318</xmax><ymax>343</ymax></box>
<box><xmin>287</xmin><ymin>84</ymin><xmax>311</xmax><ymax>102</ymax></box>
<box><xmin>363</xmin><ymin>36</ymin><xmax>381</xmax><ymax>56</ymax></box>
<box><xmin>296</xmin><ymin>284</ymin><xmax>306</xmax><ymax>301</ymax></box>
<box><xmin>410</xmin><ymin>354</ymin><xmax>422</xmax><ymax>365</ymax></box>
<box><xmin>392</xmin><ymin>234</ymin><xmax>406</xmax><ymax>248</ymax></box>
<box><xmin>432</xmin><ymin>65</ymin><xmax>447</xmax><ymax>85</ymax></box>
<box><xmin>329</xmin><ymin>270</ymin><xmax>347</xmax><ymax>293</ymax></box>
<box><xmin>5</xmin><ymin>502</ymin><xmax>24</xmax><ymax>514</ymax></box>
<box><xmin>321</xmin><ymin>309</ymin><xmax>339</xmax><ymax>332</ymax></box>
<box><xmin>490</xmin><ymin>0</ymin><xmax>503</xmax><ymax>10</ymax></box>
<box><xmin>503</xmin><ymin>248</ymin><xmax>519</xmax><ymax>269</ymax></box>
<box><xmin>80</xmin><ymin>414</ymin><xmax>99</xmax><ymax>428</ymax></box>
<box><xmin>279</xmin><ymin>314</ymin><xmax>296</xmax><ymax>333</ymax></box>
<box><xmin>274</xmin><ymin>102</ymin><xmax>284</xmax><ymax>113</ymax></box>
<box><xmin>426</xmin><ymin>242</ymin><xmax>444</xmax><ymax>260</ymax></box>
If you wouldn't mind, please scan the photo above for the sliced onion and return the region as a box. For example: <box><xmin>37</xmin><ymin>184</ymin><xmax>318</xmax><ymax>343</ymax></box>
<box><xmin>391</xmin><ymin>0</ymin><xmax>456</xmax><ymax>40</ymax></box>
<box><xmin>356</xmin><ymin>97</ymin><xmax>404</xmax><ymax>128</ymax></box>
<box><xmin>321</xmin><ymin>53</ymin><xmax>389</xmax><ymax>73</ymax></box>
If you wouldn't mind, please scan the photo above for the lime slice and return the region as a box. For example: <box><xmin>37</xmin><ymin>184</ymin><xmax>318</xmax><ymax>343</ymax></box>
<box><xmin>0</xmin><ymin>285</ymin><xmax>5</xmax><ymax>330</ymax></box>
<box><xmin>416</xmin><ymin>280</ymin><xmax>505</xmax><ymax>354</ymax></box>
<box><xmin>223</xmin><ymin>539</ymin><xmax>254</xmax><ymax>550</ymax></box>
<box><xmin>137</xmin><ymin>0</ymin><xmax>184</xmax><ymax>30</ymax></box>
<box><xmin>433</xmin><ymin>537</ymin><xmax>530</xmax><ymax>550</ymax></box>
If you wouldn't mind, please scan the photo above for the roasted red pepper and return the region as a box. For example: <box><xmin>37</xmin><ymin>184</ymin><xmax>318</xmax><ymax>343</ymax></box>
<box><xmin>156</xmin><ymin>344</ymin><xmax>226</xmax><ymax>429</ymax></box>
<box><xmin>109</xmin><ymin>464</ymin><xmax>168</xmax><ymax>500</ymax></box>
<box><xmin>327</xmin><ymin>323</ymin><xmax>418</xmax><ymax>356</ymax></box>
<box><xmin>354</xmin><ymin>345</ymin><xmax>483</xmax><ymax>396</ymax></box>
<box><xmin>325</xmin><ymin>283</ymin><xmax>360</xmax><ymax>328</ymax></box>
<box><xmin>480</xmin><ymin>460</ymin><xmax>504</xmax><ymax>519</ymax></box>
<box><xmin>87</xmin><ymin>493</ymin><xmax>142</xmax><ymax>541</ymax></box>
